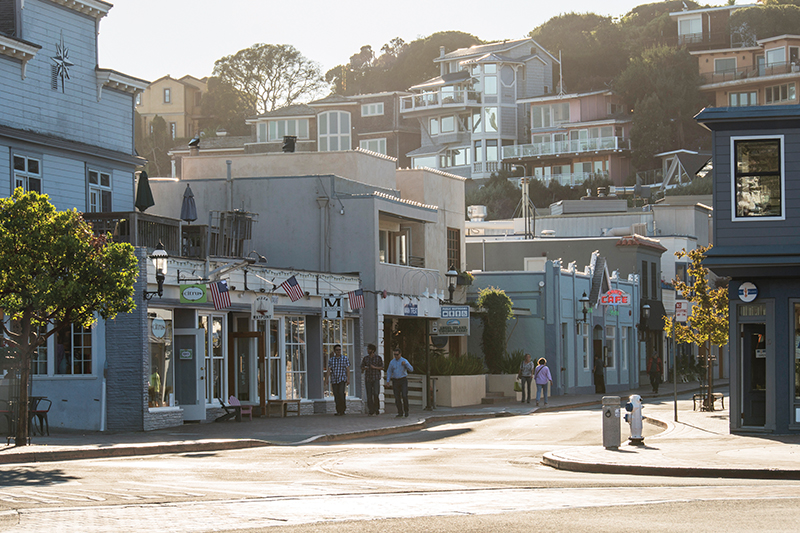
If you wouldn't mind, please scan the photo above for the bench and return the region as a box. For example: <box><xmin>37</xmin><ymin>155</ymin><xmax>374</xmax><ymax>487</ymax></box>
<box><xmin>228</xmin><ymin>396</ymin><xmax>253</xmax><ymax>421</ymax></box>
<box><xmin>267</xmin><ymin>399</ymin><xmax>301</xmax><ymax>417</ymax></box>
<box><xmin>693</xmin><ymin>392</ymin><xmax>724</xmax><ymax>411</ymax></box>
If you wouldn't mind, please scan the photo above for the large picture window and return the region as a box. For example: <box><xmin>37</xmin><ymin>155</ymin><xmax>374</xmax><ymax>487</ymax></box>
<box><xmin>732</xmin><ymin>137</ymin><xmax>784</xmax><ymax>220</ymax></box>
<box><xmin>149</xmin><ymin>309</ymin><xmax>174</xmax><ymax>407</ymax></box>
<box><xmin>285</xmin><ymin>316</ymin><xmax>307</xmax><ymax>399</ymax></box>
<box><xmin>267</xmin><ymin>119</ymin><xmax>309</xmax><ymax>141</ymax></box>
<box><xmin>318</xmin><ymin>111</ymin><xmax>351</xmax><ymax>152</ymax></box>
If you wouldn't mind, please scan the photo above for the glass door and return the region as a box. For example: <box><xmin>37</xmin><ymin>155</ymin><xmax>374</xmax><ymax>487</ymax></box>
<box><xmin>741</xmin><ymin>322</ymin><xmax>767</xmax><ymax>427</ymax></box>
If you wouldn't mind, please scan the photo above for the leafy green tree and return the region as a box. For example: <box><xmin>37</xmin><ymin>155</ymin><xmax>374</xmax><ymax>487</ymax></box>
<box><xmin>0</xmin><ymin>189</ymin><xmax>139</xmax><ymax>446</ymax></box>
<box><xmin>199</xmin><ymin>76</ymin><xmax>253</xmax><ymax>136</ymax></box>
<box><xmin>663</xmin><ymin>245</ymin><xmax>729</xmax><ymax>409</ymax></box>
<box><xmin>213</xmin><ymin>44</ymin><xmax>324</xmax><ymax>114</ymax></box>
<box><xmin>476</xmin><ymin>287</ymin><xmax>514</xmax><ymax>374</ymax></box>
<box><xmin>729</xmin><ymin>4</ymin><xmax>800</xmax><ymax>41</ymax></box>
<box><xmin>135</xmin><ymin>114</ymin><xmax>174</xmax><ymax>178</ymax></box>
<box><xmin>465</xmin><ymin>172</ymin><xmax>521</xmax><ymax>220</ymax></box>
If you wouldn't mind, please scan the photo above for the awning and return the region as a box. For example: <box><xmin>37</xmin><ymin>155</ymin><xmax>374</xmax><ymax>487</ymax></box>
<box><xmin>642</xmin><ymin>299</ymin><xmax>666</xmax><ymax>331</ymax></box>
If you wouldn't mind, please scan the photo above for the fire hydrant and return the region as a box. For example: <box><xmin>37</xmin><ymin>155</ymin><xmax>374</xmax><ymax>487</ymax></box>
<box><xmin>624</xmin><ymin>394</ymin><xmax>644</xmax><ymax>445</ymax></box>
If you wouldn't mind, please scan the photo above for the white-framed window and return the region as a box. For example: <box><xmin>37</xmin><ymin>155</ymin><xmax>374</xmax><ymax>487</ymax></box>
<box><xmin>148</xmin><ymin>309</ymin><xmax>174</xmax><ymax>407</ymax></box>
<box><xmin>441</xmin><ymin>115</ymin><xmax>455</xmax><ymax>133</ymax></box>
<box><xmin>55</xmin><ymin>323</ymin><xmax>93</xmax><ymax>375</ymax></box>
<box><xmin>730</xmin><ymin>91</ymin><xmax>757</xmax><ymax>107</ymax></box>
<box><xmin>359</xmin><ymin>138</ymin><xmax>387</xmax><ymax>154</ymax></box>
<box><xmin>486</xmin><ymin>139</ymin><xmax>498</xmax><ymax>162</ymax></box>
<box><xmin>163</xmin><ymin>88</ymin><xmax>171</xmax><ymax>103</ymax></box>
<box><xmin>323</xmin><ymin>318</ymin><xmax>355</xmax><ymax>396</ymax></box>
<box><xmin>605</xmin><ymin>326</ymin><xmax>616</xmax><ymax>369</ymax></box>
<box><xmin>484</xmin><ymin>107</ymin><xmax>498</xmax><ymax>132</ymax></box>
<box><xmin>765</xmin><ymin>83</ymin><xmax>796</xmax><ymax>104</ymax></box>
<box><xmin>483</xmin><ymin>64</ymin><xmax>497</xmax><ymax>95</ymax></box>
<box><xmin>429</xmin><ymin>117</ymin><xmax>439</xmax><ymax>136</ymax></box>
<box><xmin>766</xmin><ymin>47</ymin><xmax>785</xmax><ymax>66</ymax></box>
<box><xmin>199</xmin><ymin>314</ymin><xmax>226</xmax><ymax>404</ymax></box>
<box><xmin>531</xmin><ymin>103</ymin><xmax>569</xmax><ymax>129</ymax></box>
<box><xmin>88</xmin><ymin>169</ymin><xmax>111</xmax><ymax>213</ymax></box>
<box><xmin>714</xmin><ymin>57</ymin><xmax>736</xmax><ymax>74</ymax></box>
<box><xmin>439</xmin><ymin>147</ymin><xmax>470</xmax><ymax>168</ymax></box>
<box><xmin>285</xmin><ymin>316</ymin><xmax>307</xmax><ymax>399</ymax></box>
<box><xmin>621</xmin><ymin>327</ymin><xmax>628</xmax><ymax>371</ymax></box>
<box><xmin>731</xmin><ymin>136</ymin><xmax>785</xmax><ymax>221</ymax></box>
<box><xmin>267</xmin><ymin>119</ymin><xmax>309</xmax><ymax>142</ymax></box>
<box><xmin>318</xmin><ymin>111</ymin><xmax>351</xmax><ymax>151</ymax></box>
<box><xmin>581</xmin><ymin>323</ymin><xmax>590</xmax><ymax>369</ymax></box>
<box><xmin>361</xmin><ymin>102</ymin><xmax>384</xmax><ymax>117</ymax></box>
<box><xmin>13</xmin><ymin>154</ymin><xmax>41</xmax><ymax>193</ymax></box>
<box><xmin>678</xmin><ymin>17</ymin><xmax>701</xmax><ymax>43</ymax></box>
<box><xmin>412</xmin><ymin>155</ymin><xmax>437</xmax><ymax>169</ymax></box>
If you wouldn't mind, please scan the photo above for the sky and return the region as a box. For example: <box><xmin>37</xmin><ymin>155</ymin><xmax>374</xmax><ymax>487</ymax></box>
<box><xmin>97</xmin><ymin>0</ymin><xmax>674</xmax><ymax>84</ymax></box>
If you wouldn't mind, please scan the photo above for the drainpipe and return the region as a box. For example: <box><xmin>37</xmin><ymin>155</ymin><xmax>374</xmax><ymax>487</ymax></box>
<box><xmin>316</xmin><ymin>197</ymin><xmax>330</xmax><ymax>272</ymax></box>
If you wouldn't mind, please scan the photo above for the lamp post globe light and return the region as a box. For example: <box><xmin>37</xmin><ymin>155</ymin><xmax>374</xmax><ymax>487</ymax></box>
<box><xmin>143</xmin><ymin>241</ymin><xmax>168</xmax><ymax>300</ymax></box>
<box><xmin>576</xmin><ymin>292</ymin><xmax>590</xmax><ymax>334</ymax></box>
<box><xmin>445</xmin><ymin>265</ymin><xmax>459</xmax><ymax>303</ymax></box>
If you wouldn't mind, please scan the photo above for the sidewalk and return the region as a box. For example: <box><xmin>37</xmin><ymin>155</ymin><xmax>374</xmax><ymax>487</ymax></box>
<box><xmin>3</xmin><ymin>379</ymin><xmax>800</xmax><ymax>479</ymax></box>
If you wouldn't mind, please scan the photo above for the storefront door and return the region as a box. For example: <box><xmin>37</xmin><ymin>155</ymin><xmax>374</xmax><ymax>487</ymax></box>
<box><xmin>741</xmin><ymin>322</ymin><xmax>767</xmax><ymax>427</ymax></box>
<box><xmin>174</xmin><ymin>328</ymin><xmax>205</xmax><ymax>421</ymax></box>
<box><xmin>229</xmin><ymin>331</ymin><xmax>265</xmax><ymax>414</ymax></box>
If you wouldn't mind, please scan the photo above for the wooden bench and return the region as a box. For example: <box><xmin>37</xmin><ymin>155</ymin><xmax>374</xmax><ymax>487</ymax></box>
<box><xmin>693</xmin><ymin>392</ymin><xmax>724</xmax><ymax>411</ymax></box>
<box><xmin>267</xmin><ymin>399</ymin><xmax>301</xmax><ymax>417</ymax></box>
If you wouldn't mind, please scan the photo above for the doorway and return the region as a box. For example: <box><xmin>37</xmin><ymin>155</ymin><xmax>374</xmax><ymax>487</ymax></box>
<box><xmin>229</xmin><ymin>331</ymin><xmax>265</xmax><ymax>414</ymax></box>
<box><xmin>741</xmin><ymin>322</ymin><xmax>766</xmax><ymax>427</ymax></box>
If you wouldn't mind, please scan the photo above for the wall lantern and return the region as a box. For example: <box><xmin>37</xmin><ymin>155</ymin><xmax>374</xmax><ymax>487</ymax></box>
<box><xmin>143</xmin><ymin>241</ymin><xmax>168</xmax><ymax>301</ymax></box>
<box><xmin>576</xmin><ymin>292</ymin><xmax>591</xmax><ymax>334</ymax></box>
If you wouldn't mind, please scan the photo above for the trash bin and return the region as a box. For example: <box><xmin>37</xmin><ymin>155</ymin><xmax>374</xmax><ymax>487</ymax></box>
<box><xmin>601</xmin><ymin>395</ymin><xmax>621</xmax><ymax>449</ymax></box>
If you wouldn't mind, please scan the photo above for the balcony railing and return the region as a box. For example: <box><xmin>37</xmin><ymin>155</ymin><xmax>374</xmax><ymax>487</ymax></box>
<box><xmin>84</xmin><ymin>211</ymin><xmax>182</xmax><ymax>256</ymax></box>
<box><xmin>503</xmin><ymin>136</ymin><xmax>631</xmax><ymax>160</ymax></box>
<box><xmin>701</xmin><ymin>61</ymin><xmax>799</xmax><ymax>85</ymax></box>
<box><xmin>400</xmin><ymin>88</ymin><xmax>481</xmax><ymax>112</ymax></box>
<box><xmin>511</xmin><ymin>171</ymin><xmax>610</xmax><ymax>188</ymax></box>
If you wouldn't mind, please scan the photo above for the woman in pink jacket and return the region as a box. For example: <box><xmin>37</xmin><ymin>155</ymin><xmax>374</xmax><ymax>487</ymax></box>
<box><xmin>534</xmin><ymin>358</ymin><xmax>553</xmax><ymax>406</ymax></box>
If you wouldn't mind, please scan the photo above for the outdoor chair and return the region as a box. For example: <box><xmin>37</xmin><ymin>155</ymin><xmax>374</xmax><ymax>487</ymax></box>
<box><xmin>214</xmin><ymin>397</ymin><xmax>239</xmax><ymax>422</ymax></box>
<box><xmin>228</xmin><ymin>396</ymin><xmax>252</xmax><ymax>421</ymax></box>
<box><xmin>30</xmin><ymin>398</ymin><xmax>51</xmax><ymax>436</ymax></box>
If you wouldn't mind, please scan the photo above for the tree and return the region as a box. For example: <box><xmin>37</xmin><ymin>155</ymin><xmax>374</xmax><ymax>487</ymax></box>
<box><xmin>0</xmin><ymin>189</ymin><xmax>139</xmax><ymax>445</ymax></box>
<box><xmin>663</xmin><ymin>245</ymin><xmax>729</xmax><ymax>410</ymax></box>
<box><xmin>135</xmin><ymin>114</ymin><xmax>174</xmax><ymax>177</ymax></box>
<box><xmin>199</xmin><ymin>76</ymin><xmax>253</xmax><ymax>136</ymax></box>
<box><xmin>729</xmin><ymin>4</ymin><xmax>800</xmax><ymax>41</ymax></box>
<box><xmin>476</xmin><ymin>287</ymin><xmax>513</xmax><ymax>374</ymax></box>
<box><xmin>213</xmin><ymin>44</ymin><xmax>325</xmax><ymax>115</ymax></box>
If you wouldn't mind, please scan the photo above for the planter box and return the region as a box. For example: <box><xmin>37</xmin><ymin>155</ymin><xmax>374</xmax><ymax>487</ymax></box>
<box><xmin>433</xmin><ymin>375</ymin><xmax>486</xmax><ymax>407</ymax></box>
<box><xmin>486</xmin><ymin>374</ymin><xmax>518</xmax><ymax>399</ymax></box>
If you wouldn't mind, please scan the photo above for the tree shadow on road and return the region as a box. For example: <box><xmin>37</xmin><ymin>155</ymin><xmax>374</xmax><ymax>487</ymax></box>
<box><xmin>0</xmin><ymin>466</ymin><xmax>78</xmax><ymax>487</ymax></box>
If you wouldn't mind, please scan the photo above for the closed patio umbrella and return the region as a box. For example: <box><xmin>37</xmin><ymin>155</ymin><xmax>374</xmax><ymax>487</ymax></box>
<box><xmin>135</xmin><ymin>170</ymin><xmax>155</xmax><ymax>212</ymax></box>
<box><xmin>180</xmin><ymin>183</ymin><xmax>198</xmax><ymax>223</ymax></box>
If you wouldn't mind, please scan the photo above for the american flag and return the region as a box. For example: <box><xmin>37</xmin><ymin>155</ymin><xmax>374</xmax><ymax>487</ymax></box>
<box><xmin>348</xmin><ymin>288</ymin><xmax>365</xmax><ymax>310</ymax></box>
<box><xmin>280</xmin><ymin>275</ymin><xmax>304</xmax><ymax>302</ymax></box>
<box><xmin>209</xmin><ymin>280</ymin><xmax>231</xmax><ymax>310</ymax></box>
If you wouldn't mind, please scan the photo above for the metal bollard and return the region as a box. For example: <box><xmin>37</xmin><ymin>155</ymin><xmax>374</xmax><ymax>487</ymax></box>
<box><xmin>601</xmin><ymin>396</ymin><xmax>621</xmax><ymax>449</ymax></box>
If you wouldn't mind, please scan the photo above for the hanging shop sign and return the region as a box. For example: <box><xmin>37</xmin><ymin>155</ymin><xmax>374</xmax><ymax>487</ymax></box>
<box><xmin>180</xmin><ymin>284</ymin><xmax>207</xmax><ymax>304</ymax></box>
<box><xmin>323</xmin><ymin>297</ymin><xmax>344</xmax><ymax>319</ymax></box>
<box><xmin>252</xmin><ymin>295</ymin><xmax>274</xmax><ymax>321</ymax></box>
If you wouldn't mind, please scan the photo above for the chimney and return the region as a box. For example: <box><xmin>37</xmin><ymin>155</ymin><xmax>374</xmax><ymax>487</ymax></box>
<box><xmin>439</xmin><ymin>46</ymin><xmax>446</xmax><ymax>58</ymax></box>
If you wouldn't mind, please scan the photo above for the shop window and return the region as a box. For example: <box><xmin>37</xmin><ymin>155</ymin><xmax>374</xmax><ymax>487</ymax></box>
<box><xmin>732</xmin><ymin>137</ymin><xmax>784</xmax><ymax>220</ymax></box>
<box><xmin>148</xmin><ymin>310</ymin><xmax>174</xmax><ymax>407</ymax></box>
<box><xmin>323</xmin><ymin>318</ymin><xmax>354</xmax><ymax>396</ymax></box>
<box><xmin>199</xmin><ymin>315</ymin><xmax>225</xmax><ymax>403</ymax></box>
<box><xmin>285</xmin><ymin>316</ymin><xmax>307</xmax><ymax>399</ymax></box>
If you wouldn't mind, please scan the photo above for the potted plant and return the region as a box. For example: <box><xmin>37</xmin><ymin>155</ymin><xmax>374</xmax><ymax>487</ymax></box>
<box><xmin>457</xmin><ymin>270</ymin><xmax>474</xmax><ymax>286</ymax></box>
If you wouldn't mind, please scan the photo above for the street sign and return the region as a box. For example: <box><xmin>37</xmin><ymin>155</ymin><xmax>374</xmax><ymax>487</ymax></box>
<box><xmin>323</xmin><ymin>297</ymin><xmax>343</xmax><ymax>319</ymax></box>
<box><xmin>675</xmin><ymin>300</ymin><xmax>689</xmax><ymax>323</ymax></box>
<box><xmin>436</xmin><ymin>305</ymin><xmax>470</xmax><ymax>336</ymax></box>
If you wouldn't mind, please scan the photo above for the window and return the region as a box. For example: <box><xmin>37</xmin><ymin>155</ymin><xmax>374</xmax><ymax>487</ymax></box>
<box><xmin>472</xmin><ymin>111</ymin><xmax>482</xmax><ymax>133</ymax></box>
<box><xmin>641</xmin><ymin>260</ymin><xmax>649</xmax><ymax>300</ymax></box>
<box><xmin>285</xmin><ymin>317</ymin><xmax>307</xmax><ymax>399</ymax></box>
<box><xmin>621</xmin><ymin>328</ymin><xmax>628</xmax><ymax>371</ymax></box>
<box><xmin>447</xmin><ymin>227</ymin><xmax>460</xmax><ymax>270</ymax></box>
<box><xmin>730</xmin><ymin>91</ymin><xmax>757</xmax><ymax>107</ymax></box>
<box><xmin>766</xmin><ymin>47</ymin><xmax>785</xmax><ymax>66</ymax></box>
<box><xmin>439</xmin><ymin>148</ymin><xmax>470</xmax><ymax>168</ymax></box>
<box><xmin>88</xmin><ymin>169</ymin><xmax>111</xmax><ymax>213</ymax></box>
<box><xmin>268</xmin><ymin>119</ymin><xmax>309</xmax><ymax>141</ymax></box>
<box><xmin>678</xmin><ymin>17</ymin><xmax>701</xmax><ymax>43</ymax></box>
<box><xmin>486</xmin><ymin>139</ymin><xmax>498</xmax><ymax>161</ymax></box>
<box><xmin>732</xmin><ymin>137</ymin><xmax>784</xmax><ymax>220</ymax></box>
<box><xmin>163</xmin><ymin>88</ymin><xmax>171</xmax><ymax>103</ymax></box>
<box><xmin>55</xmin><ymin>323</ymin><xmax>92</xmax><ymax>375</ymax></box>
<box><xmin>199</xmin><ymin>315</ymin><xmax>225</xmax><ymax>403</ymax></box>
<box><xmin>581</xmin><ymin>323</ymin><xmax>590</xmax><ymax>369</ymax></box>
<box><xmin>531</xmin><ymin>103</ymin><xmax>569</xmax><ymax>129</ymax></box>
<box><xmin>323</xmin><ymin>318</ymin><xmax>354</xmax><ymax>396</ymax></box>
<box><xmin>605</xmin><ymin>326</ymin><xmax>616</xmax><ymax>369</ymax></box>
<box><xmin>714</xmin><ymin>57</ymin><xmax>736</xmax><ymax>74</ymax></box>
<box><xmin>429</xmin><ymin>118</ymin><xmax>439</xmax><ymax>136</ymax></box>
<box><xmin>765</xmin><ymin>83</ymin><xmax>796</xmax><ymax>104</ymax></box>
<box><xmin>13</xmin><ymin>154</ymin><xmax>41</xmax><ymax>193</ymax></box>
<box><xmin>441</xmin><ymin>116</ymin><xmax>455</xmax><ymax>133</ymax></box>
<box><xmin>651</xmin><ymin>262</ymin><xmax>658</xmax><ymax>301</ymax></box>
<box><xmin>148</xmin><ymin>309</ymin><xmax>173</xmax><ymax>407</ymax></box>
<box><xmin>361</xmin><ymin>102</ymin><xmax>384</xmax><ymax>117</ymax></box>
<box><xmin>360</xmin><ymin>138</ymin><xmax>386</xmax><ymax>154</ymax></box>
<box><xmin>675</xmin><ymin>263</ymin><xmax>688</xmax><ymax>285</ymax></box>
<box><xmin>318</xmin><ymin>111</ymin><xmax>350</xmax><ymax>151</ymax></box>
<box><xmin>484</xmin><ymin>107</ymin><xmax>498</xmax><ymax>133</ymax></box>
<box><xmin>412</xmin><ymin>155</ymin><xmax>437</xmax><ymax>169</ymax></box>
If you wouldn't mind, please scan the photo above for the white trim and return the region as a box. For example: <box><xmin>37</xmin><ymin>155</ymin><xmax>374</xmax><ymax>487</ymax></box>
<box><xmin>0</xmin><ymin>34</ymin><xmax>39</xmax><ymax>79</ymax></box>
<box><xmin>730</xmin><ymin>135</ymin><xmax>786</xmax><ymax>222</ymax></box>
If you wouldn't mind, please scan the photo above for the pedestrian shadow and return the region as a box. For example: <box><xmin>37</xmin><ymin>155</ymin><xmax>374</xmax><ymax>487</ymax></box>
<box><xmin>0</xmin><ymin>466</ymin><xmax>78</xmax><ymax>487</ymax></box>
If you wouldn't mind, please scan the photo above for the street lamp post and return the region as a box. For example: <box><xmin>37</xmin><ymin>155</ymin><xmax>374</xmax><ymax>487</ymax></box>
<box><xmin>143</xmin><ymin>241</ymin><xmax>168</xmax><ymax>300</ymax></box>
<box><xmin>576</xmin><ymin>292</ymin><xmax>590</xmax><ymax>334</ymax></box>
<box><xmin>445</xmin><ymin>265</ymin><xmax>458</xmax><ymax>304</ymax></box>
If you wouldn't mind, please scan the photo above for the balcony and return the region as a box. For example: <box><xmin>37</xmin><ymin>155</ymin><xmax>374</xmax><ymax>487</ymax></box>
<box><xmin>400</xmin><ymin>88</ymin><xmax>481</xmax><ymax>113</ymax></box>
<box><xmin>85</xmin><ymin>210</ymin><xmax>257</xmax><ymax>259</ymax></box>
<box><xmin>701</xmin><ymin>61</ymin><xmax>799</xmax><ymax>85</ymax></box>
<box><xmin>503</xmin><ymin>136</ymin><xmax>631</xmax><ymax>160</ymax></box>
<box><xmin>512</xmin><ymin>171</ymin><xmax>609</xmax><ymax>188</ymax></box>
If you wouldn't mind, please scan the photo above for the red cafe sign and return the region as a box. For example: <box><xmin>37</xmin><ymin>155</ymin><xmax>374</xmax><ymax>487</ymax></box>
<box><xmin>600</xmin><ymin>289</ymin><xmax>630</xmax><ymax>306</ymax></box>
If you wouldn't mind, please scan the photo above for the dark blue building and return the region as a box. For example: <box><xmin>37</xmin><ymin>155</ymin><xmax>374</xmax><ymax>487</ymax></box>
<box><xmin>696</xmin><ymin>105</ymin><xmax>800</xmax><ymax>434</ymax></box>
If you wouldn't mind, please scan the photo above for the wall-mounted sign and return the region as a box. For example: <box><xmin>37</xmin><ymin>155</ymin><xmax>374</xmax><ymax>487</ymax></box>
<box><xmin>180</xmin><ymin>284</ymin><xmax>207</xmax><ymax>304</ymax></box>
<box><xmin>403</xmin><ymin>302</ymin><xmax>418</xmax><ymax>316</ymax></box>
<box><xmin>323</xmin><ymin>297</ymin><xmax>343</xmax><ymax>319</ymax></box>
<box><xmin>436</xmin><ymin>305</ymin><xmax>470</xmax><ymax>336</ymax></box>
<box><xmin>179</xmin><ymin>349</ymin><xmax>193</xmax><ymax>360</ymax></box>
<box><xmin>600</xmin><ymin>289</ymin><xmax>630</xmax><ymax>306</ymax></box>
<box><xmin>738</xmin><ymin>282</ymin><xmax>758</xmax><ymax>303</ymax></box>
<box><xmin>252</xmin><ymin>295</ymin><xmax>273</xmax><ymax>321</ymax></box>
<box><xmin>151</xmin><ymin>317</ymin><xmax>166</xmax><ymax>338</ymax></box>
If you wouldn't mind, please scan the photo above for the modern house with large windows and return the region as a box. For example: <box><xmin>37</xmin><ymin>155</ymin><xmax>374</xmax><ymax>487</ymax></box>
<box><xmin>0</xmin><ymin>0</ymin><xmax>149</xmax><ymax>430</ymax></box>
<box><xmin>503</xmin><ymin>90</ymin><xmax>633</xmax><ymax>187</ymax></box>
<box><xmin>402</xmin><ymin>38</ymin><xmax>558</xmax><ymax>181</ymax></box>
<box><xmin>696</xmin><ymin>104</ymin><xmax>800</xmax><ymax>434</ymax></box>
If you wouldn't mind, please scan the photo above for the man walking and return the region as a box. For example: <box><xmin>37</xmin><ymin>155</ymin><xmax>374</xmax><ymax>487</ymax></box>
<box><xmin>385</xmin><ymin>347</ymin><xmax>413</xmax><ymax>418</ymax></box>
<box><xmin>328</xmin><ymin>344</ymin><xmax>350</xmax><ymax>416</ymax></box>
<box><xmin>647</xmin><ymin>351</ymin><xmax>663</xmax><ymax>394</ymax></box>
<box><xmin>360</xmin><ymin>343</ymin><xmax>383</xmax><ymax>415</ymax></box>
